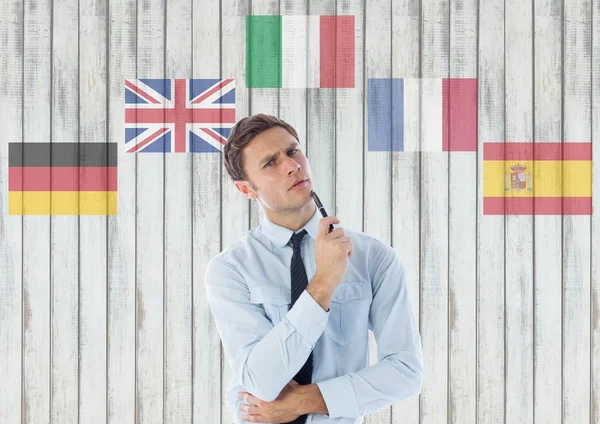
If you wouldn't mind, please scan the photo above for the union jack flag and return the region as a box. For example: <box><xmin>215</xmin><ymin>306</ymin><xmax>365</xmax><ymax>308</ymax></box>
<box><xmin>124</xmin><ymin>78</ymin><xmax>236</xmax><ymax>152</ymax></box>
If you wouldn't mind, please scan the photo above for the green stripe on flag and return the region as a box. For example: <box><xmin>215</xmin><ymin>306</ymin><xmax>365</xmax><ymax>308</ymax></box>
<box><xmin>246</xmin><ymin>15</ymin><xmax>282</xmax><ymax>88</ymax></box>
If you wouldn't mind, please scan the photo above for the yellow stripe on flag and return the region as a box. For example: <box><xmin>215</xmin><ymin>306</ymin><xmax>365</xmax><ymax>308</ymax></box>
<box><xmin>483</xmin><ymin>160</ymin><xmax>591</xmax><ymax>197</ymax></box>
<box><xmin>9</xmin><ymin>191</ymin><xmax>118</xmax><ymax>215</ymax></box>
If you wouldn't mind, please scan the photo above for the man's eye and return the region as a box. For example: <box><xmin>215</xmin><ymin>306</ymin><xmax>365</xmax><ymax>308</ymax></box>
<box><xmin>289</xmin><ymin>149</ymin><xmax>298</xmax><ymax>154</ymax></box>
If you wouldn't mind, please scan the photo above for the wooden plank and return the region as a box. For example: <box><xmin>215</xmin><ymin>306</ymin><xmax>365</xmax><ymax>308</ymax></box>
<box><xmin>476</xmin><ymin>0</ymin><xmax>505</xmax><ymax>422</ymax></box>
<box><xmin>504</xmin><ymin>0</ymin><xmax>534</xmax><ymax>422</ymax></box>
<box><xmin>448</xmin><ymin>0</ymin><xmax>477</xmax><ymax>423</ymax></box>
<box><xmin>592</xmin><ymin>1</ymin><xmax>600</xmax><ymax>422</ymax></box>
<box><xmin>562</xmin><ymin>1</ymin><xmax>592</xmax><ymax>422</ymax></box>
<box><xmin>390</xmin><ymin>1</ymin><xmax>420</xmax><ymax>423</ymax></box>
<box><xmin>106</xmin><ymin>0</ymin><xmax>136</xmax><ymax>420</ymax></box>
<box><xmin>51</xmin><ymin>0</ymin><xmax>80</xmax><ymax>422</ymax></box>
<box><xmin>191</xmin><ymin>0</ymin><xmax>222</xmax><ymax>421</ymax></box>
<box><xmin>107</xmin><ymin>0</ymin><xmax>136</xmax><ymax>424</ymax></box>
<box><xmin>306</xmin><ymin>0</ymin><xmax>335</xmax><ymax>229</ymax></box>
<box><xmin>279</xmin><ymin>0</ymin><xmax>308</xmax><ymax>166</ymax></box>
<box><xmin>248</xmin><ymin>0</ymin><xmax>279</xmax><ymax>229</ymax></box>
<box><xmin>364</xmin><ymin>0</ymin><xmax>391</xmax><ymax>423</ymax></box>
<box><xmin>0</xmin><ymin>0</ymin><xmax>22</xmax><ymax>422</ymax></box>
<box><xmin>336</xmin><ymin>0</ymin><xmax>363</xmax><ymax>231</ymax></box>
<box><xmin>420</xmin><ymin>0</ymin><xmax>449</xmax><ymax>422</ymax></box>
<box><xmin>220</xmin><ymin>0</ymin><xmax>250</xmax><ymax>422</ymax></box>
<box><xmin>164</xmin><ymin>0</ymin><xmax>193</xmax><ymax>421</ymax></box>
<box><xmin>135</xmin><ymin>0</ymin><xmax>165</xmax><ymax>421</ymax></box>
<box><xmin>78</xmin><ymin>0</ymin><xmax>108</xmax><ymax>422</ymax></box>
<box><xmin>20</xmin><ymin>1</ymin><xmax>52</xmax><ymax>423</ymax></box>
<box><xmin>532</xmin><ymin>2</ymin><xmax>562</xmax><ymax>423</ymax></box>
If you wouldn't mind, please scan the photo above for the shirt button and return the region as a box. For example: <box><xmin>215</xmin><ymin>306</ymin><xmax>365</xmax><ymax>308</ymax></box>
<box><xmin>338</xmin><ymin>294</ymin><xmax>344</xmax><ymax>300</ymax></box>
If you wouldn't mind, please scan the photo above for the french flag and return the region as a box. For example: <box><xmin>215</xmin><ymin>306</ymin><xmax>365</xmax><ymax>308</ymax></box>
<box><xmin>367</xmin><ymin>78</ymin><xmax>478</xmax><ymax>152</ymax></box>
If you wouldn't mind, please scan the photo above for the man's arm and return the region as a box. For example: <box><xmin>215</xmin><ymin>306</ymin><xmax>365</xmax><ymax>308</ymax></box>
<box><xmin>311</xmin><ymin>239</ymin><xmax>424</xmax><ymax>418</ymax></box>
<box><xmin>204</xmin><ymin>257</ymin><xmax>331</xmax><ymax>403</ymax></box>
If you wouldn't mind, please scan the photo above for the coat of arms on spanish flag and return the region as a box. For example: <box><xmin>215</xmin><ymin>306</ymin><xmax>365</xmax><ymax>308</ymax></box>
<box><xmin>483</xmin><ymin>142</ymin><xmax>592</xmax><ymax>215</ymax></box>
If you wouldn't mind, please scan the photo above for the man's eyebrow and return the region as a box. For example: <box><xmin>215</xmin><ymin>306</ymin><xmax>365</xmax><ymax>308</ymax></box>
<box><xmin>258</xmin><ymin>141</ymin><xmax>299</xmax><ymax>166</ymax></box>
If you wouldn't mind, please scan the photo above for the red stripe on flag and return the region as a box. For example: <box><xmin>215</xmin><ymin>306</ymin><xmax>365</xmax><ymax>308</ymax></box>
<box><xmin>125</xmin><ymin>80</ymin><xmax>161</xmax><ymax>104</ymax></box>
<box><xmin>483</xmin><ymin>142</ymin><xmax>592</xmax><ymax>160</ymax></box>
<box><xmin>319</xmin><ymin>15</ymin><xmax>355</xmax><ymax>88</ymax></box>
<box><xmin>192</xmin><ymin>79</ymin><xmax>234</xmax><ymax>104</ymax></box>
<box><xmin>125</xmin><ymin>108</ymin><xmax>236</xmax><ymax>125</ymax></box>
<box><xmin>442</xmin><ymin>78</ymin><xmax>478</xmax><ymax>151</ymax></box>
<box><xmin>9</xmin><ymin>167</ymin><xmax>117</xmax><ymax>191</ymax></box>
<box><xmin>126</xmin><ymin>127</ymin><xmax>169</xmax><ymax>152</ymax></box>
<box><xmin>483</xmin><ymin>197</ymin><xmax>592</xmax><ymax>215</ymax></box>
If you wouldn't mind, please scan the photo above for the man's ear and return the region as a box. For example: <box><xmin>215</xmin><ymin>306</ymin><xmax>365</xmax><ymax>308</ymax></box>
<box><xmin>234</xmin><ymin>180</ymin><xmax>257</xmax><ymax>200</ymax></box>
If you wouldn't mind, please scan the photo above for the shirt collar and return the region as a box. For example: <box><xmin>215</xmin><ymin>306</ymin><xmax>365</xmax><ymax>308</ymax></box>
<box><xmin>260</xmin><ymin>205</ymin><xmax>321</xmax><ymax>248</ymax></box>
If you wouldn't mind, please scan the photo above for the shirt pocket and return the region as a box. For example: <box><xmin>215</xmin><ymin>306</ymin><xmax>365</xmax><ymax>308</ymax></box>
<box><xmin>249</xmin><ymin>286</ymin><xmax>291</xmax><ymax>325</ymax></box>
<box><xmin>325</xmin><ymin>281</ymin><xmax>372</xmax><ymax>346</ymax></box>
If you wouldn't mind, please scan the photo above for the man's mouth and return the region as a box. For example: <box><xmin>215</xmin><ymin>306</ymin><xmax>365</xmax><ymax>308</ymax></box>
<box><xmin>290</xmin><ymin>179</ymin><xmax>307</xmax><ymax>189</ymax></box>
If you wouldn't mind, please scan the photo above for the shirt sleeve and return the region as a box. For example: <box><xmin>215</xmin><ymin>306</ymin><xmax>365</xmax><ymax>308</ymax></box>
<box><xmin>204</xmin><ymin>256</ymin><xmax>330</xmax><ymax>403</ymax></box>
<box><xmin>315</xmin><ymin>239</ymin><xmax>424</xmax><ymax>418</ymax></box>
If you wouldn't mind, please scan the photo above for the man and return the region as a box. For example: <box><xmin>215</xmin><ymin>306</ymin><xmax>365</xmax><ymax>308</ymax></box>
<box><xmin>204</xmin><ymin>114</ymin><xmax>423</xmax><ymax>423</ymax></box>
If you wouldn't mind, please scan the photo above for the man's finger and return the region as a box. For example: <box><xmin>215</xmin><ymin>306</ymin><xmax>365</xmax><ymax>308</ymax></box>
<box><xmin>317</xmin><ymin>216</ymin><xmax>339</xmax><ymax>238</ymax></box>
<box><xmin>241</xmin><ymin>414</ymin><xmax>267</xmax><ymax>423</ymax></box>
<box><xmin>243</xmin><ymin>392</ymin><xmax>263</xmax><ymax>406</ymax></box>
<box><xmin>239</xmin><ymin>403</ymin><xmax>260</xmax><ymax>414</ymax></box>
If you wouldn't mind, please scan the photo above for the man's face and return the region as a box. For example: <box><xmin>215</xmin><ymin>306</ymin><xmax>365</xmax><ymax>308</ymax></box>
<box><xmin>235</xmin><ymin>125</ymin><xmax>314</xmax><ymax>213</ymax></box>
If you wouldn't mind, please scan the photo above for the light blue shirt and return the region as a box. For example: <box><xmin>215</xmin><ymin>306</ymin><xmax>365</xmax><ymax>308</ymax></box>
<box><xmin>204</xmin><ymin>206</ymin><xmax>423</xmax><ymax>423</ymax></box>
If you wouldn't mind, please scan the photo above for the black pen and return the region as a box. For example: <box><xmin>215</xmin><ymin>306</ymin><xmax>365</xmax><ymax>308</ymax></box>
<box><xmin>311</xmin><ymin>190</ymin><xmax>335</xmax><ymax>233</ymax></box>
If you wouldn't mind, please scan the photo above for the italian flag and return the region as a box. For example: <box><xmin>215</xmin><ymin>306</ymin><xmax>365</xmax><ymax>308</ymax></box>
<box><xmin>246</xmin><ymin>15</ymin><xmax>355</xmax><ymax>88</ymax></box>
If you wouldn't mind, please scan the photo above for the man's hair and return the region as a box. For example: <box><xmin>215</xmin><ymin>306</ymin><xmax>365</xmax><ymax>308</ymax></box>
<box><xmin>223</xmin><ymin>113</ymin><xmax>299</xmax><ymax>183</ymax></box>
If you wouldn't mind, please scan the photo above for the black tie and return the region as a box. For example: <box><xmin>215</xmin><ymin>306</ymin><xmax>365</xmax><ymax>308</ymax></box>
<box><xmin>286</xmin><ymin>229</ymin><xmax>312</xmax><ymax>424</ymax></box>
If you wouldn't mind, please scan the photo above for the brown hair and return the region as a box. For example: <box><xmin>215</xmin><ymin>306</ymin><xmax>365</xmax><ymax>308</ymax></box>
<box><xmin>223</xmin><ymin>113</ymin><xmax>299</xmax><ymax>183</ymax></box>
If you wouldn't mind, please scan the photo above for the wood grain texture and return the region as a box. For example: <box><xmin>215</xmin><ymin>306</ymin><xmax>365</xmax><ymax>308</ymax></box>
<box><xmin>279</xmin><ymin>0</ymin><xmax>308</xmax><ymax>166</ymax></box>
<box><xmin>562</xmin><ymin>1</ymin><xmax>592</xmax><ymax>422</ymax></box>
<box><xmin>592</xmin><ymin>2</ymin><xmax>600</xmax><ymax>423</ymax></box>
<box><xmin>364</xmin><ymin>0</ymin><xmax>391</xmax><ymax>423</ymax></box>
<box><xmin>504</xmin><ymin>0</ymin><xmax>534</xmax><ymax>422</ymax></box>
<box><xmin>79</xmin><ymin>0</ymin><xmax>108</xmax><ymax>423</ymax></box>
<box><xmin>51</xmin><ymin>0</ymin><xmax>80</xmax><ymax>422</ymax></box>
<box><xmin>477</xmin><ymin>1</ymin><xmax>505</xmax><ymax>423</ymax></box>
<box><xmin>335</xmin><ymin>0</ymin><xmax>363</xmax><ymax>233</ymax></box>
<box><xmin>107</xmin><ymin>0</ymin><xmax>136</xmax><ymax>421</ymax></box>
<box><xmin>533</xmin><ymin>1</ymin><xmax>562</xmax><ymax>423</ymax></box>
<box><xmin>248</xmin><ymin>0</ymin><xmax>279</xmax><ymax>230</ymax></box>
<box><xmin>420</xmin><ymin>0</ymin><xmax>449</xmax><ymax>423</ymax></box>
<box><xmin>21</xmin><ymin>0</ymin><xmax>52</xmax><ymax>423</ymax></box>
<box><xmin>0</xmin><ymin>0</ymin><xmax>22</xmax><ymax>422</ymax></box>
<box><xmin>1</xmin><ymin>1</ymin><xmax>600</xmax><ymax>423</ymax></box>
<box><xmin>448</xmin><ymin>1</ymin><xmax>477</xmax><ymax>423</ymax></box>
<box><xmin>164</xmin><ymin>0</ymin><xmax>193</xmax><ymax>421</ymax></box>
<box><xmin>307</xmin><ymin>0</ymin><xmax>335</xmax><ymax>214</ymax></box>
<box><xmin>220</xmin><ymin>0</ymin><xmax>250</xmax><ymax>422</ymax></box>
<box><xmin>192</xmin><ymin>0</ymin><xmax>222</xmax><ymax>421</ymax></box>
<box><xmin>135</xmin><ymin>0</ymin><xmax>165</xmax><ymax>422</ymax></box>
<box><xmin>391</xmin><ymin>0</ymin><xmax>421</xmax><ymax>423</ymax></box>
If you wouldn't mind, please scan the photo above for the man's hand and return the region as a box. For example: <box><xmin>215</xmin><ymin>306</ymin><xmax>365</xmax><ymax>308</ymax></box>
<box><xmin>238</xmin><ymin>379</ymin><xmax>303</xmax><ymax>423</ymax></box>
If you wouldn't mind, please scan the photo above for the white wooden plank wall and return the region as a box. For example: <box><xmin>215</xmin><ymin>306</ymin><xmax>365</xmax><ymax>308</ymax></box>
<box><xmin>477</xmin><ymin>0</ymin><xmax>505</xmax><ymax>422</ymax></box>
<box><xmin>533</xmin><ymin>2</ymin><xmax>562</xmax><ymax>424</ymax></box>
<box><xmin>0</xmin><ymin>0</ymin><xmax>599</xmax><ymax>423</ymax></box>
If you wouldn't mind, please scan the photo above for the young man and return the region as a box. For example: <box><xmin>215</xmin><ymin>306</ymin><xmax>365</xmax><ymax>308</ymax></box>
<box><xmin>204</xmin><ymin>114</ymin><xmax>423</xmax><ymax>423</ymax></box>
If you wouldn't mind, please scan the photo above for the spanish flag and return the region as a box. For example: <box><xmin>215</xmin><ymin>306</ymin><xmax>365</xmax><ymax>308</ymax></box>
<box><xmin>483</xmin><ymin>142</ymin><xmax>592</xmax><ymax>215</ymax></box>
<box><xmin>8</xmin><ymin>142</ymin><xmax>117</xmax><ymax>215</ymax></box>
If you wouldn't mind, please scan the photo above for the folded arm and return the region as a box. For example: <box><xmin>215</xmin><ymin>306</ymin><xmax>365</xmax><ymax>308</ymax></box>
<box><xmin>204</xmin><ymin>257</ymin><xmax>330</xmax><ymax>402</ymax></box>
<box><xmin>313</xmin><ymin>240</ymin><xmax>424</xmax><ymax>418</ymax></box>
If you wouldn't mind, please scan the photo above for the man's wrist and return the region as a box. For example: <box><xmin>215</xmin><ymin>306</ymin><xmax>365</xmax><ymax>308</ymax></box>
<box><xmin>294</xmin><ymin>383</ymin><xmax>329</xmax><ymax>416</ymax></box>
<box><xmin>306</xmin><ymin>275</ymin><xmax>336</xmax><ymax>312</ymax></box>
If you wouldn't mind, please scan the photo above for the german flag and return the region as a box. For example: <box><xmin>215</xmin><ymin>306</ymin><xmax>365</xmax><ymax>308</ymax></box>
<box><xmin>483</xmin><ymin>142</ymin><xmax>592</xmax><ymax>215</ymax></box>
<box><xmin>8</xmin><ymin>142</ymin><xmax>117</xmax><ymax>215</ymax></box>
